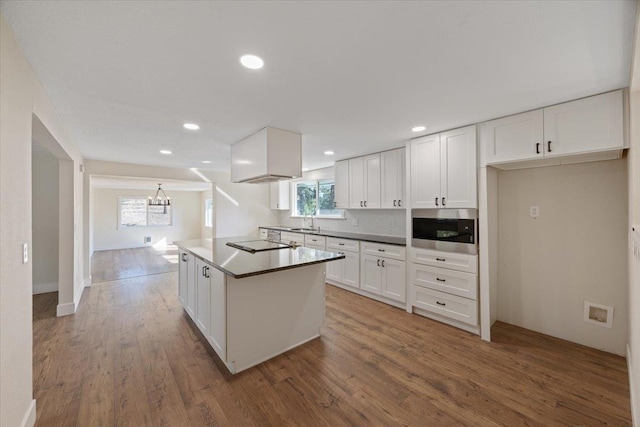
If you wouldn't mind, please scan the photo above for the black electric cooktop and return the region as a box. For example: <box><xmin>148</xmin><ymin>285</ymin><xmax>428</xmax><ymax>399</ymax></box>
<box><xmin>225</xmin><ymin>239</ymin><xmax>292</xmax><ymax>253</ymax></box>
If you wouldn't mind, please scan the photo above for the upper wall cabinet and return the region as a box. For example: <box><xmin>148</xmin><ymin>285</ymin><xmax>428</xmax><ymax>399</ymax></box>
<box><xmin>269</xmin><ymin>181</ymin><xmax>290</xmax><ymax>210</ymax></box>
<box><xmin>334</xmin><ymin>160</ymin><xmax>349</xmax><ymax>209</ymax></box>
<box><xmin>481</xmin><ymin>90</ymin><xmax>625</xmax><ymax>168</ymax></box>
<box><xmin>411</xmin><ymin>125</ymin><xmax>477</xmax><ymax>209</ymax></box>
<box><xmin>349</xmin><ymin>154</ymin><xmax>381</xmax><ymax>209</ymax></box>
<box><xmin>381</xmin><ymin>148</ymin><xmax>406</xmax><ymax>209</ymax></box>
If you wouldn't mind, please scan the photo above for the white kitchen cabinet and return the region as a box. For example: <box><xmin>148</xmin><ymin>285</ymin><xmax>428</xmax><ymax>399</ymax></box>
<box><xmin>410</xmin><ymin>263</ymin><xmax>477</xmax><ymax>300</ymax></box>
<box><xmin>208</xmin><ymin>266</ymin><xmax>226</xmax><ymax>359</ymax></box>
<box><xmin>481</xmin><ymin>90</ymin><xmax>625</xmax><ymax>168</ymax></box>
<box><xmin>411</xmin><ymin>247</ymin><xmax>478</xmax><ymax>274</ymax></box>
<box><xmin>326</xmin><ymin>237</ymin><xmax>359</xmax><ymax>288</ymax></box>
<box><xmin>411</xmin><ymin>285</ymin><xmax>478</xmax><ymax>326</ymax></box>
<box><xmin>381</xmin><ymin>148</ymin><xmax>405</xmax><ymax>209</ymax></box>
<box><xmin>259</xmin><ymin>228</ymin><xmax>268</xmax><ymax>239</ymax></box>
<box><xmin>269</xmin><ymin>181</ymin><xmax>290</xmax><ymax>210</ymax></box>
<box><xmin>178</xmin><ymin>250</ymin><xmax>193</xmax><ymax>309</ymax></box>
<box><xmin>281</xmin><ymin>231</ymin><xmax>304</xmax><ymax>245</ymax></box>
<box><xmin>360</xmin><ymin>254</ymin><xmax>406</xmax><ymax>303</ymax></box>
<box><xmin>195</xmin><ymin>258</ymin><xmax>211</xmax><ymax>336</ymax></box>
<box><xmin>349</xmin><ymin>154</ymin><xmax>380</xmax><ymax>208</ymax></box>
<box><xmin>410</xmin><ymin>125</ymin><xmax>477</xmax><ymax>209</ymax></box>
<box><xmin>361</xmin><ymin>255</ymin><xmax>383</xmax><ymax>294</ymax></box>
<box><xmin>304</xmin><ymin>234</ymin><xmax>326</xmax><ymax>250</ymax></box>
<box><xmin>334</xmin><ymin>160</ymin><xmax>349</xmax><ymax>209</ymax></box>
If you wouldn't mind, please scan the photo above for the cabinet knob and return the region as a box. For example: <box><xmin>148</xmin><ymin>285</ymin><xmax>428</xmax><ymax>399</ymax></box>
<box><xmin>181</xmin><ymin>253</ymin><xmax>187</xmax><ymax>262</ymax></box>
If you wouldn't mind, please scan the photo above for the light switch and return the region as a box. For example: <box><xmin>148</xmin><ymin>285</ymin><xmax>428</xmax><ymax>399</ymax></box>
<box><xmin>529</xmin><ymin>205</ymin><xmax>540</xmax><ymax>219</ymax></box>
<box><xmin>22</xmin><ymin>243</ymin><xmax>28</xmax><ymax>264</ymax></box>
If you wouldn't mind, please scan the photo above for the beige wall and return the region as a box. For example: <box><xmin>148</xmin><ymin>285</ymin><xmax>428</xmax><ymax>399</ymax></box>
<box><xmin>32</xmin><ymin>151</ymin><xmax>59</xmax><ymax>292</ymax></box>
<box><xmin>92</xmin><ymin>188</ymin><xmax>201</xmax><ymax>251</ymax></box>
<box><xmin>497</xmin><ymin>159</ymin><xmax>628</xmax><ymax>355</ymax></box>
<box><xmin>1</xmin><ymin>15</ymin><xmax>84</xmax><ymax>427</ymax></box>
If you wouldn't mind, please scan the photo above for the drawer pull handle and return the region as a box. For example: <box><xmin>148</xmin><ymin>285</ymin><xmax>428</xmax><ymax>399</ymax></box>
<box><xmin>436</xmin><ymin>278</ymin><xmax>446</xmax><ymax>282</ymax></box>
<box><xmin>377</xmin><ymin>259</ymin><xmax>380</xmax><ymax>267</ymax></box>
<box><xmin>436</xmin><ymin>257</ymin><xmax>446</xmax><ymax>262</ymax></box>
<box><xmin>436</xmin><ymin>301</ymin><xmax>446</xmax><ymax>306</ymax></box>
<box><xmin>377</xmin><ymin>249</ymin><xmax>385</xmax><ymax>252</ymax></box>
<box><xmin>364</xmin><ymin>201</ymin><xmax>367</xmax><ymax>207</ymax></box>
<box><xmin>338</xmin><ymin>243</ymin><xmax>345</xmax><ymax>246</ymax></box>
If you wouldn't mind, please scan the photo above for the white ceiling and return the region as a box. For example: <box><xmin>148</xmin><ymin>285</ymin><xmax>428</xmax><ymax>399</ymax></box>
<box><xmin>1</xmin><ymin>1</ymin><xmax>636</xmax><ymax>172</ymax></box>
<box><xmin>91</xmin><ymin>175</ymin><xmax>211</xmax><ymax>192</ymax></box>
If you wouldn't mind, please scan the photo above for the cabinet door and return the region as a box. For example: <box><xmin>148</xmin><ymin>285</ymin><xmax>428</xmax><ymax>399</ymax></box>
<box><xmin>543</xmin><ymin>90</ymin><xmax>624</xmax><ymax>157</ymax></box>
<box><xmin>381</xmin><ymin>148</ymin><xmax>405</xmax><ymax>208</ymax></box>
<box><xmin>342</xmin><ymin>251</ymin><xmax>360</xmax><ymax>288</ymax></box>
<box><xmin>440</xmin><ymin>125</ymin><xmax>477</xmax><ymax>209</ymax></box>
<box><xmin>360</xmin><ymin>254</ymin><xmax>382</xmax><ymax>294</ymax></box>
<box><xmin>178</xmin><ymin>251</ymin><xmax>189</xmax><ymax>307</ymax></box>
<box><xmin>481</xmin><ymin>110</ymin><xmax>544</xmax><ymax>165</ymax></box>
<box><xmin>209</xmin><ymin>267</ymin><xmax>226</xmax><ymax>359</ymax></box>
<box><xmin>410</xmin><ymin>134</ymin><xmax>441</xmax><ymax>208</ymax></box>
<box><xmin>269</xmin><ymin>181</ymin><xmax>290</xmax><ymax>210</ymax></box>
<box><xmin>349</xmin><ymin>157</ymin><xmax>365</xmax><ymax>208</ymax></box>
<box><xmin>363</xmin><ymin>153</ymin><xmax>381</xmax><ymax>208</ymax></box>
<box><xmin>381</xmin><ymin>258</ymin><xmax>406</xmax><ymax>303</ymax></box>
<box><xmin>326</xmin><ymin>257</ymin><xmax>343</xmax><ymax>283</ymax></box>
<box><xmin>195</xmin><ymin>259</ymin><xmax>211</xmax><ymax>335</ymax></box>
<box><xmin>186</xmin><ymin>254</ymin><xmax>196</xmax><ymax>318</ymax></box>
<box><xmin>334</xmin><ymin>160</ymin><xmax>350</xmax><ymax>209</ymax></box>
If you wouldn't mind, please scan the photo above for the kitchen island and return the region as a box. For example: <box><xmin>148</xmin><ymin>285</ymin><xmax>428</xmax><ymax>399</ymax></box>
<box><xmin>175</xmin><ymin>238</ymin><xmax>344</xmax><ymax>374</ymax></box>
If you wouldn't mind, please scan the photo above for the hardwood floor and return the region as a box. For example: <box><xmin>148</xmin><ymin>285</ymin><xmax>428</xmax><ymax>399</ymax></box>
<box><xmin>91</xmin><ymin>245</ymin><xmax>179</xmax><ymax>283</ymax></box>
<box><xmin>32</xmin><ymin>273</ymin><xmax>631</xmax><ymax>426</ymax></box>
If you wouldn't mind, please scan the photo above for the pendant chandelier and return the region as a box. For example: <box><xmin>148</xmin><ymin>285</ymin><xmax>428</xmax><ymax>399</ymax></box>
<box><xmin>149</xmin><ymin>183</ymin><xmax>171</xmax><ymax>213</ymax></box>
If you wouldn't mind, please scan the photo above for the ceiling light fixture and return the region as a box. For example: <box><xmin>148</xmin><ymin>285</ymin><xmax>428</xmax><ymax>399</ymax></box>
<box><xmin>412</xmin><ymin>126</ymin><xmax>426</xmax><ymax>132</ymax></box>
<box><xmin>240</xmin><ymin>54</ymin><xmax>264</xmax><ymax>70</ymax></box>
<box><xmin>148</xmin><ymin>183</ymin><xmax>171</xmax><ymax>214</ymax></box>
<box><xmin>324</xmin><ymin>151</ymin><xmax>335</xmax><ymax>155</ymax></box>
<box><xmin>160</xmin><ymin>150</ymin><xmax>172</xmax><ymax>155</ymax></box>
<box><xmin>183</xmin><ymin>123</ymin><xmax>200</xmax><ymax>130</ymax></box>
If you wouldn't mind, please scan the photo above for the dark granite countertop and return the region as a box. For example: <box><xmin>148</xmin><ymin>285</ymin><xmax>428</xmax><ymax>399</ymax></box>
<box><xmin>175</xmin><ymin>238</ymin><xmax>345</xmax><ymax>279</ymax></box>
<box><xmin>260</xmin><ymin>226</ymin><xmax>406</xmax><ymax>246</ymax></box>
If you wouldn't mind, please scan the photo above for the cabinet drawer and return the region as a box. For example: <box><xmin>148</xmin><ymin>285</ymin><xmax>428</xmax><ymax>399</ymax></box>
<box><xmin>281</xmin><ymin>231</ymin><xmax>304</xmax><ymax>244</ymax></box>
<box><xmin>304</xmin><ymin>234</ymin><xmax>326</xmax><ymax>247</ymax></box>
<box><xmin>411</xmin><ymin>248</ymin><xmax>477</xmax><ymax>274</ymax></box>
<box><xmin>326</xmin><ymin>237</ymin><xmax>359</xmax><ymax>253</ymax></box>
<box><xmin>410</xmin><ymin>264</ymin><xmax>477</xmax><ymax>300</ymax></box>
<box><xmin>360</xmin><ymin>241</ymin><xmax>406</xmax><ymax>261</ymax></box>
<box><xmin>411</xmin><ymin>286</ymin><xmax>478</xmax><ymax>326</ymax></box>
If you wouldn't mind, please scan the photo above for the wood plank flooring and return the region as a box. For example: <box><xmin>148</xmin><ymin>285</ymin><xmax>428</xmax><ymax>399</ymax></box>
<box><xmin>32</xmin><ymin>273</ymin><xmax>631</xmax><ymax>426</ymax></box>
<box><xmin>91</xmin><ymin>246</ymin><xmax>179</xmax><ymax>283</ymax></box>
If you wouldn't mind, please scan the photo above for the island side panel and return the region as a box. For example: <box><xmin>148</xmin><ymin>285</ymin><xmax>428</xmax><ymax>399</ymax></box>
<box><xmin>226</xmin><ymin>264</ymin><xmax>325</xmax><ymax>374</ymax></box>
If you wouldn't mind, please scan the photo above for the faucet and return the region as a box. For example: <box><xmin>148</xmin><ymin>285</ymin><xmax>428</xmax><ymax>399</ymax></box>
<box><xmin>304</xmin><ymin>213</ymin><xmax>315</xmax><ymax>230</ymax></box>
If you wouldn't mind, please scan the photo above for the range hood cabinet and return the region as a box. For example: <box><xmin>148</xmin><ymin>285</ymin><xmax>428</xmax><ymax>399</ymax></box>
<box><xmin>231</xmin><ymin>127</ymin><xmax>302</xmax><ymax>184</ymax></box>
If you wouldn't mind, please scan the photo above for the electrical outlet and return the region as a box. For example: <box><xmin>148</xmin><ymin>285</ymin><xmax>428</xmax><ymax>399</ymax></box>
<box><xmin>529</xmin><ymin>205</ymin><xmax>540</xmax><ymax>219</ymax></box>
<box><xmin>22</xmin><ymin>243</ymin><xmax>28</xmax><ymax>264</ymax></box>
<box><xmin>352</xmin><ymin>219</ymin><xmax>359</xmax><ymax>226</ymax></box>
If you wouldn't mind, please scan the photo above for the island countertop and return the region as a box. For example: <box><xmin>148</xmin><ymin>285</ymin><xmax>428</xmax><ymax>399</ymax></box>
<box><xmin>175</xmin><ymin>238</ymin><xmax>345</xmax><ymax>279</ymax></box>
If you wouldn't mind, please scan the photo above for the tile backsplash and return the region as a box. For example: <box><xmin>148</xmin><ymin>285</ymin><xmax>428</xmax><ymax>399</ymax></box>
<box><xmin>275</xmin><ymin>209</ymin><xmax>406</xmax><ymax>237</ymax></box>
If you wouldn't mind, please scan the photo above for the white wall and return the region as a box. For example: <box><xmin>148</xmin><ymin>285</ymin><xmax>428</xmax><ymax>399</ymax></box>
<box><xmin>201</xmin><ymin>189</ymin><xmax>213</xmax><ymax>239</ymax></box>
<box><xmin>32</xmin><ymin>151</ymin><xmax>59</xmax><ymax>293</ymax></box>
<box><xmin>92</xmin><ymin>188</ymin><xmax>202</xmax><ymax>251</ymax></box>
<box><xmin>1</xmin><ymin>14</ymin><xmax>84</xmax><ymax>427</ymax></box>
<box><xmin>497</xmin><ymin>159</ymin><xmax>628</xmax><ymax>355</ymax></box>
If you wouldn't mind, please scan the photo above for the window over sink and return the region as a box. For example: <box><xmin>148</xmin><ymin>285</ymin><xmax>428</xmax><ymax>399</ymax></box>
<box><xmin>292</xmin><ymin>180</ymin><xmax>343</xmax><ymax>218</ymax></box>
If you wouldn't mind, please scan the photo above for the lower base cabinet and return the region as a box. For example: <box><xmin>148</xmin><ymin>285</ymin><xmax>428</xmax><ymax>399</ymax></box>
<box><xmin>360</xmin><ymin>255</ymin><xmax>406</xmax><ymax>303</ymax></box>
<box><xmin>195</xmin><ymin>258</ymin><xmax>211</xmax><ymax>336</ymax></box>
<box><xmin>179</xmin><ymin>250</ymin><xmax>196</xmax><ymax>317</ymax></box>
<box><xmin>411</xmin><ymin>285</ymin><xmax>478</xmax><ymax>326</ymax></box>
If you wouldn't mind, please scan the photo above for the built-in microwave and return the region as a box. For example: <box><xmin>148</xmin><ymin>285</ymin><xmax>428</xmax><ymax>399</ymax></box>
<box><xmin>412</xmin><ymin>209</ymin><xmax>478</xmax><ymax>255</ymax></box>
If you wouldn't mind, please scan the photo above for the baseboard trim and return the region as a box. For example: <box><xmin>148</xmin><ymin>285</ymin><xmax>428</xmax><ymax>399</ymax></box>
<box><xmin>20</xmin><ymin>399</ymin><xmax>36</xmax><ymax>427</ymax></box>
<box><xmin>56</xmin><ymin>302</ymin><xmax>75</xmax><ymax>317</ymax></box>
<box><xmin>628</xmin><ymin>344</ymin><xmax>639</xmax><ymax>427</ymax></box>
<box><xmin>32</xmin><ymin>282</ymin><xmax>58</xmax><ymax>295</ymax></box>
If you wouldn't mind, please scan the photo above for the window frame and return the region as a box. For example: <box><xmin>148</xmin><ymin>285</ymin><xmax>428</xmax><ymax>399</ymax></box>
<box><xmin>118</xmin><ymin>195</ymin><xmax>174</xmax><ymax>229</ymax></box>
<box><xmin>204</xmin><ymin>198</ymin><xmax>213</xmax><ymax>228</ymax></box>
<box><xmin>290</xmin><ymin>179</ymin><xmax>344</xmax><ymax>219</ymax></box>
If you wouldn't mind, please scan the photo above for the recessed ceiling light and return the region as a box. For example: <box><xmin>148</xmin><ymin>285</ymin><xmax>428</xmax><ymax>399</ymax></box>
<box><xmin>160</xmin><ymin>150</ymin><xmax>172</xmax><ymax>155</ymax></box>
<box><xmin>201</xmin><ymin>160</ymin><xmax>211</xmax><ymax>164</ymax></box>
<box><xmin>183</xmin><ymin>123</ymin><xmax>200</xmax><ymax>130</ymax></box>
<box><xmin>240</xmin><ymin>54</ymin><xmax>264</xmax><ymax>70</ymax></box>
<box><xmin>324</xmin><ymin>151</ymin><xmax>335</xmax><ymax>156</ymax></box>
<box><xmin>412</xmin><ymin>126</ymin><xmax>426</xmax><ymax>132</ymax></box>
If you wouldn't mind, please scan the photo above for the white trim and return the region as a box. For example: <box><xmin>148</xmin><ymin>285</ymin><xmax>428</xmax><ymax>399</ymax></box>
<box><xmin>56</xmin><ymin>302</ymin><xmax>75</xmax><ymax>317</ymax></box>
<box><xmin>32</xmin><ymin>282</ymin><xmax>58</xmax><ymax>294</ymax></box>
<box><xmin>20</xmin><ymin>399</ymin><xmax>36</xmax><ymax>427</ymax></box>
<box><xmin>629</xmin><ymin>344</ymin><xmax>639</xmax><ymax>427</ymax></box>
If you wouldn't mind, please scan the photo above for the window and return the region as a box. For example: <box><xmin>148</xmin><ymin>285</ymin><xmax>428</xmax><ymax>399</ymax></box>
<box><xmin>204</xmin><ymin>198</ymin><xmax>213</xmax><ymax>228</ymax></box>
<box><xmin>118</xmin><ymin>196</ymin><xmax>173</xmax><ymax>228</ymax></box>
<box><xmin>293</xmin><ymin>180</ymin><xmax>343</xmax><ymax>218</ymax></box>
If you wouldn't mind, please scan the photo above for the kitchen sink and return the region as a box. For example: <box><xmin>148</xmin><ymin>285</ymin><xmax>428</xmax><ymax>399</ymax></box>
<box><xmin>288</xmin><ymin>227</ymin><xmax>319</xmax><ymax>233</ymax></box>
